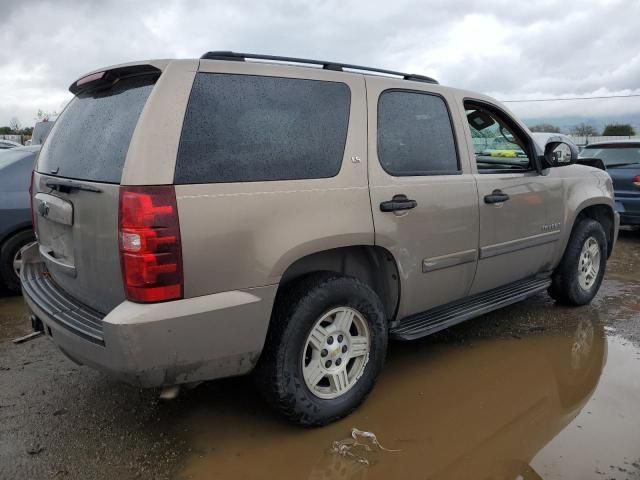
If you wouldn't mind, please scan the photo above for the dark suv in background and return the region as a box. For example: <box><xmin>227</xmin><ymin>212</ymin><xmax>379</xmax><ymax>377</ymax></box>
<box><xmin>0</xmin><ymin>146</ymin><xmax>38</xmax><ymax>292</ymax></box>
<box><xmin>580</xmin><ymin>141</ymin><xmax>640</xmax><ymax>226</ymax></box>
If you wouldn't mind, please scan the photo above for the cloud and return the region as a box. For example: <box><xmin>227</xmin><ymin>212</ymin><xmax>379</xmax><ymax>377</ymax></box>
<box><xmin>1</xmin><ymin>0</ymin><xmax>639</xmax><ymax>125</ymax></box>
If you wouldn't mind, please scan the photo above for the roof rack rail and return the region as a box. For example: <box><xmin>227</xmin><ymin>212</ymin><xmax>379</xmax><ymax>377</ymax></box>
<box><xmin>200</xmin><ymin>51</ymin><xmax>438</xmax><ymax>84</ymax></box>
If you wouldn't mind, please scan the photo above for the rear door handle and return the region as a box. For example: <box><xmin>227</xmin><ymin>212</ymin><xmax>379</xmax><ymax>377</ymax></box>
<box><xmin>380</xmin><ymin>194</ymin><xmax>418</xmax><ymax>212</ymax></box>
<box><xmin>484</xmin><ymin>190</ymin><xmax>510</xmax><ymax>204</ymax></box>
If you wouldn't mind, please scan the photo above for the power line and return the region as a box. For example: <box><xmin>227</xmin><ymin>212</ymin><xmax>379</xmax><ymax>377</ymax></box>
<box><xmin>502</xmin><ymin>94</ymin><xmax>640</xmax><ymax>103</ymax></box>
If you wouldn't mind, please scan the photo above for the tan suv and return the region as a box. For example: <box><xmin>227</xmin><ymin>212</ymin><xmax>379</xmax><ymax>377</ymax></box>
<box><xmin>21</xmin><ymin>52</ymin><xmax>619</xmax><ymax>426</ymax></box>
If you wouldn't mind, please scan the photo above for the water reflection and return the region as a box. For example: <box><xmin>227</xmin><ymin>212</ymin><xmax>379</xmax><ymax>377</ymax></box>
<box><xmin>178</xmin><ymin>316</ymin><xmax>605</xmax><ymax>480</ymax></box>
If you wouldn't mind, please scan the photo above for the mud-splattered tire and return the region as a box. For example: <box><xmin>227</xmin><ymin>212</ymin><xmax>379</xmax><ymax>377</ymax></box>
<box><xmin>256</xmin><ymin>273</ymin><xmax>388</xmax><ymax>426</ymax></box>
<box><xmin>549</xmin><ymin>219</ymin><xmax>607</xmax><ymax>306</ymax></box>
<box><xmin>0</xmin><ymin>230</ymin><xmax>35</xmax><ymax>294</ymax></box>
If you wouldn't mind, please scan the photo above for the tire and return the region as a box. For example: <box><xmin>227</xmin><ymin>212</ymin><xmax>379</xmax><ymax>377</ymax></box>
<box><xmin>549</xmin><ymin>219</ymin><xmax>607</xmax><ymax>306</ymax></box>
<box><xmin>256</xmin><ymin>273</ymin><xmax>388</xmax><ymax>426</ymax></box>
<box><xmin>0</xmin><ymin>230</ymin><xmax>35</xmax><ymax>294</ymax></box>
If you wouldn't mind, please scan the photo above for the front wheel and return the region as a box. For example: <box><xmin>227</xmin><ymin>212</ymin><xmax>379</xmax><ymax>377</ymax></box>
<box><xmin>256</xmin><ymin>273</ymin><xmax>388</xmax><ymax>426</ymax></box>
<box><xmin>549</xmin><ymin>219</ymin><xmax>607</xmax><ymax>306</ymax></box>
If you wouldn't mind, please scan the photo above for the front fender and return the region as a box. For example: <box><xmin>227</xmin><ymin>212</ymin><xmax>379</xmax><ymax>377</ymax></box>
<box><xmin>552</xmin><ymin>168</ymin><xmax>616</xmax><ymax>267</ymax></box>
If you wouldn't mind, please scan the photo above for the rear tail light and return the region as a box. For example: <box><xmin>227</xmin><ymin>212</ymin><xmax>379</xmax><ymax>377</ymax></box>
<box><xmin>29</xmin><ymin>171</ymin><xmax>36</xmax><ymax>231</ymax></box>
<box><xmin>118</xmin><ymin>186</ymin><xmax>183</xmax><ymax>303</ymax></box>
<box><xmin>633</xmin><ymin>175</ymin><xmax>640</xmax><ymax>188</ymax></box>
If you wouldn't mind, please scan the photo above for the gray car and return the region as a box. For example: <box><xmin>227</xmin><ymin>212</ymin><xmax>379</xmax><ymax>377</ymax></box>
<box><xmin>0</xmin><ymin>139</ymin><xmax>22</xmax><ymax>149</ymax></box>
<box><xmin>21</xmin><ymin>53</ymin><xmax>618</xmax><ymax>426</ymax></box>
<box><xmin>0</xmin><ymin>146</ymin><xmax>38</xmax><ymax>292</ymax></box>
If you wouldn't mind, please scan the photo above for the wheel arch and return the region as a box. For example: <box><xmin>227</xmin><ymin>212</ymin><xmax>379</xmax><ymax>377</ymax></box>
<box><xmin>277</xmin><ymin>245</ymin><xmax>401</xmax><ymax>323</ymax></box>
<box><xmin>572</xmin><ymin>203</ymin><xmax>616</xmax><ymax>258</ymax></box>
<box><xmin>0</xmin><ymin>222</ymin><xmax>34</xmax><ymax>249</ymax></box>
<box><xmin>555</xmin><ymin>197</ymin><xmax>616</xmax><ymax>270</ymax></box>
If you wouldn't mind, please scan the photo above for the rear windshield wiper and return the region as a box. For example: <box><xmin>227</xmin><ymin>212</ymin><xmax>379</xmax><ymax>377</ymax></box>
<box><xmin>44</xmin><ymin>178</ymin><xmax>102</xmax><ymax>193</ymax></box>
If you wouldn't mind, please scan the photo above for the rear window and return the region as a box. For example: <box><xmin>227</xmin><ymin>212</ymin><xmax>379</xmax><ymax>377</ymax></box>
<box><xmin>581</xmin><ymin>145</ymin><xmax>640</xmax><ymax>166</ymax></box>
<box><xmin>174</xmin><ymin>73</ymin><xmax>351</xmax><ymax>184</ymax></box>
<box><xmin>37</xmin><ymin>74</ymin><xmax>157</xmax><ymax>183</ymax></box>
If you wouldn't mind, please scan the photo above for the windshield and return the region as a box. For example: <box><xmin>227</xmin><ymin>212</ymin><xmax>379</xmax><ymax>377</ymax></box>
<box><xmin>580</xmin><ymin>145</ymin><xmax>640</xmax><ymax>167</ymax></box>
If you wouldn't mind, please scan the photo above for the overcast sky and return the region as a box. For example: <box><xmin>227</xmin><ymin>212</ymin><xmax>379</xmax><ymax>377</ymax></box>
<box><xmin>1</xmin><ymin>0</ymin><xmax>639</xmax><ymax>127</ymax></box>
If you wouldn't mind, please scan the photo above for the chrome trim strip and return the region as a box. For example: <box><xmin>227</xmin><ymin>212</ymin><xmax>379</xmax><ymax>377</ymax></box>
<box><xmin>34</xmin><ymin>193</ymin><xmax>74</xmax><ymax>226</ymax></box>
<box><xmin>422</xmin><ymin>249</ymin><xmax>477</xmax><ymax>273</ymax></box>
<box><xmin>480</xmin><ymin>230</ymin><xmax>561</xmax><ymax>259</ymax></box>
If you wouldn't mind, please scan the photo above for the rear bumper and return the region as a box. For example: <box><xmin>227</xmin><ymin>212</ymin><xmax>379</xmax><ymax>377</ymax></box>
<box><xmin>615</xmin><ymin>198</ymin><xmax>640</xmax><ymax>225</ymax></box>
<box><xmin>620</xmin><ymin>211</ymin><xmax>640</xmax><ymax>225</ymax></box>
<box><xmin>20</xmin><ymin>243</ymin><xmax>277</xmax><ymax>387</ymax></box>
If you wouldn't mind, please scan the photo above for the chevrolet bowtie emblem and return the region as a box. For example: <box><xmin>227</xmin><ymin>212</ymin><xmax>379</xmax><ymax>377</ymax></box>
<box><xmin>38</xmin><ymin>201</ymin><xmax>50</xmax><ymax>217</ymax></box>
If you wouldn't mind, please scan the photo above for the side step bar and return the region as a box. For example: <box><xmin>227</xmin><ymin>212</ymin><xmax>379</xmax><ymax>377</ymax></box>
<box><xmin>391</xmin><ymin>277</ymin><xmax>551</xmax><ymax>340</ymax></box>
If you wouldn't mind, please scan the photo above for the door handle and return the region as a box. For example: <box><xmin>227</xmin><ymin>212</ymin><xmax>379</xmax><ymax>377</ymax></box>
<box><xmin>484</xmin><ymin>189</ymin><xmax>510</xmax><ymax>204</ymax></box>
<box><xmin>380</xmin><ymin>194</ymin><xmax>418</xmax><ymax>212</ymax></box>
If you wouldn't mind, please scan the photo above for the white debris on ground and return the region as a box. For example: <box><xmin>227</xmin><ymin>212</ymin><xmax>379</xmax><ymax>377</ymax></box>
<box><xmin>330</xmin><ymin>428</ymin><xmax>400</xmax><ymax>466</ymax></box>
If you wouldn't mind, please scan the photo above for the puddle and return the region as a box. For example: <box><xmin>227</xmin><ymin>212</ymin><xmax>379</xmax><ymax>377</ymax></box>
<box><xmin>606</xmin><ymin>230</ymin><xmax>640</xmax><ymax>284</ymax></box>
<box><xmin>0</xmin><ymin>230</ymin><xmax>635</xmax><ymax>479</ymax></box>
<box><xmin>0</xmin><ymin>295</ymin><xmax>30</xmax><ymax>341</ymax></box>
<box><xmin>532</xmin><ymin>336</ymin><xmax>640</xmax><ymax>479</ymax></box>
<box><xmin>176</xmin><ymin>315</ymin><xmax>640</xmax><ymax>480</ymax></box>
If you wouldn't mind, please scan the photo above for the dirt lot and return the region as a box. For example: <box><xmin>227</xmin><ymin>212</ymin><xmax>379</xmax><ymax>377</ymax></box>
<box><xmin>1</xmin><ymin>230</ymin><xmax>639</xmax><ymax>480</ymax></box>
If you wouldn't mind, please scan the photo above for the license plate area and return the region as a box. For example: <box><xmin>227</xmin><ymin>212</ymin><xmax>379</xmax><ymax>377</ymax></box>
<box><xmin>35</xmin><ymin>193</ymin><xmax>75</xmax><ymax>269</ymax></box>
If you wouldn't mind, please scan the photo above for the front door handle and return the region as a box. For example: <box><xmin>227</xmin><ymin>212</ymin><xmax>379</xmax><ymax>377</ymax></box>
<box><xmin>484</xmin><ymin>189</ymin><xmax>510</xmax><ymax>204</ymax></box>
<box><xmin>380</xmin><ymin>194</ymin><xmax>418</xmax><ymax>212</ymax></box>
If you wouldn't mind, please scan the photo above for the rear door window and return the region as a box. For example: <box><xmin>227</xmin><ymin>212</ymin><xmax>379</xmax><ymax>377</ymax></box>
<box><xmin>37</xmin><ymin>74</ymin><xmax>157</xmax><ymax>184</ymax></box>
<box><xmin>174</xmin><ymin>73</ymin><xmax>351</xmax><ymax>184</ymax></box>
<box><xmin>377</xmin><ymin>90</ymin><xmax>459</xmax><ymax>176</ymax></box>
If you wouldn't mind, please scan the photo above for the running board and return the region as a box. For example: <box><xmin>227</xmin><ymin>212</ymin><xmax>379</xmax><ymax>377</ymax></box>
<box><xmin>391</xmin><ymin>277</ymin><xmax>551</xmax><ymax>341</ymax></box>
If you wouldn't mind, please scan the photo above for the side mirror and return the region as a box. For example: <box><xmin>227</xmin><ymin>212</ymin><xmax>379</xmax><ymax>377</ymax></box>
<box><xmin>542</xmin><ymin>137</ymin><xmax>579</xmax><ymax>168</ymax></box>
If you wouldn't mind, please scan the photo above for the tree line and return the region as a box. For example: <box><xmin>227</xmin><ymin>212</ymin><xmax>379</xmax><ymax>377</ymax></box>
<box><xmin>529</xmin><ymin>122</ymin><xmax>636</xmax><ymax>136</ymax></box>
<box><xmin>0</xmin><ymin>110</ymin><xmax>59</xmax><ymax>137</ymax></box>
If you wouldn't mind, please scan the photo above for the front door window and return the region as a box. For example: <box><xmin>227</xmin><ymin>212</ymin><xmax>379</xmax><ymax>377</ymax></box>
<box><xmin>465</xmin><ymin>103</ymin><xmax>533</xmax><ymax>173</ymax></box>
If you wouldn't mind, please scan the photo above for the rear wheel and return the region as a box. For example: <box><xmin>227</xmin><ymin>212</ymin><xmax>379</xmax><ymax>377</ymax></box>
<box><xmin>0</xmin><ymin>230</ymin><xmax>35</xmax><ymax>294</ymax></box>
<box><xmin>256</xmin><ymin>273</ymin><xmax>387</xmax><ymax>426</ymax></box>
<box><xmin>549</xmin><ymin>219</ymin><xmax>607</xmax><ymax>306</ymax></box>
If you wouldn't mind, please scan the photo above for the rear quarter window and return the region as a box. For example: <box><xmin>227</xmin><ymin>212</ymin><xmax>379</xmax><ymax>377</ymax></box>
<box><xmin>174</xmin><ymin>73</ymin><xmax>351</xmax><ymax>184</ymax></box>
<box><xmin>37</xmin><ymin>74</ymin><xmax>157</xmax><ymax>184</ymax></box>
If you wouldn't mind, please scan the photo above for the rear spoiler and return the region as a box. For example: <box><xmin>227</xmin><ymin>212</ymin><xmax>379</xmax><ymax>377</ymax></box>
<box><xmin>69</xmin><ymin>64</ymin><xmax>161</xmax><ymax>95</ymax></box>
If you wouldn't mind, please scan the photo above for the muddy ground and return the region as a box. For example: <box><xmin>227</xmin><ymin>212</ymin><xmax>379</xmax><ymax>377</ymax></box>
<box><xmin>1</xmin><ymin>230</ymin><xmax>639</xmax><ymax>479</ymax></box>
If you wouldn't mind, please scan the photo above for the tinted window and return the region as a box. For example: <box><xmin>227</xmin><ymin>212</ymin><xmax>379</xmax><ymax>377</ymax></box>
<box><xmin>378</xmin><ymin>91</ymin><xmax>458</xmax><ymax>176</ymax></box>
<box><xmin>175</xmin><ymin>73</ymin><xmax>350</xmax><ymax>184</ymax></box>
<box><xmin>37</xmin><ymin>75</ymin><xmax>156</xmax><ymax>183</ymax></box>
